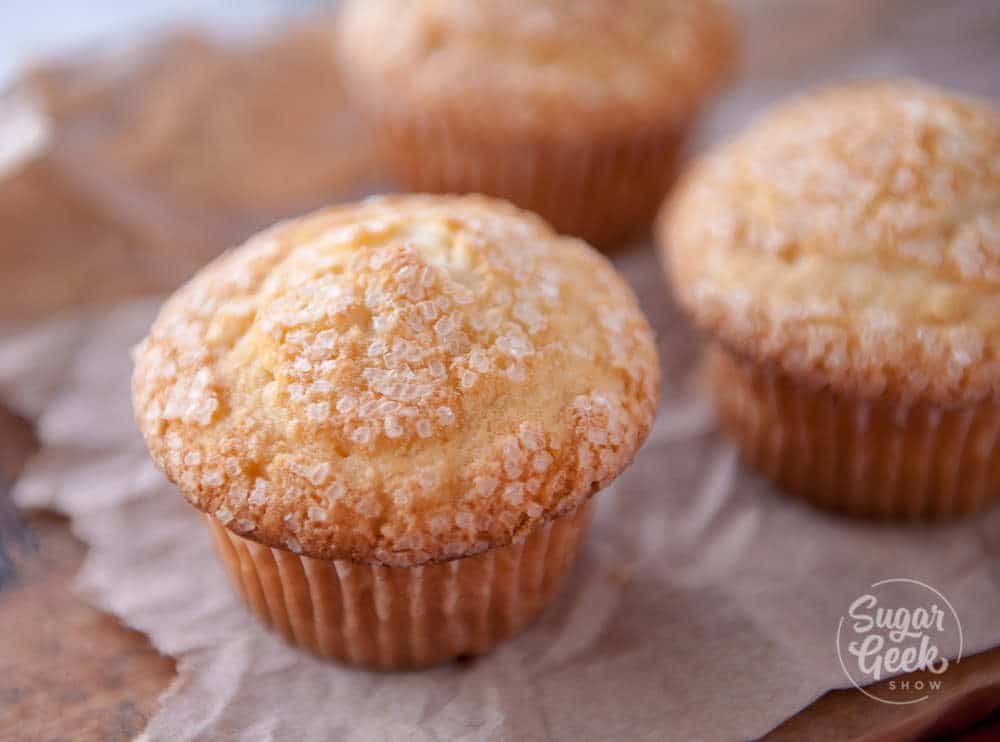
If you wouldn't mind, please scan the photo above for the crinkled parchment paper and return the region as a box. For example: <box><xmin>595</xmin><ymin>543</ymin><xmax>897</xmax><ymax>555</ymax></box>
<box><xmin>0</xmin><ymin>16</ymin><xmax>376</xmax><ymax>326</ymax></box>
<box><xmin>3</xmin><ymin>2</ymin><xmax>1000</xmax><ymax>740</ymax></box>
<box><xmin>5</xmin><ymin>282</ymin><xmax>1000</xmax><ymax>742</ymax></box>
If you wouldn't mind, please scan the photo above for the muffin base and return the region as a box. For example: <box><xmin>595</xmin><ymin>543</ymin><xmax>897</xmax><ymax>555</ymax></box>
<box><xmin>708</xmin><ymin>345</ymin><xmax>1000</xmax><ymax>519</ymax></box>
<box><xmin>206</xmin><ymin>501</ymin><xmax>593</xmax><ymax>669</ymax></box>
<box><xmin>372</xmin><ymin>106</ymin><xmax>687</xmax><ymax>247</ymax></box>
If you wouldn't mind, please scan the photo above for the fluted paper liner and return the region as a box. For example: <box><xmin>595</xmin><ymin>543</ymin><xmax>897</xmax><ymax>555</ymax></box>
<box><xmin>369</xmin><ymin>102</ymin><xmax>687</xmax><ymax>246</ymax></box>
<box><xmin>206</xmin><ymin>501</ymin><xmax>593</xmax><ymax>669</ymax></box>
<box><xmin>709</xmin><ymin>345</ymin><xmax>1000</xmax><ymax>519</ymax></box>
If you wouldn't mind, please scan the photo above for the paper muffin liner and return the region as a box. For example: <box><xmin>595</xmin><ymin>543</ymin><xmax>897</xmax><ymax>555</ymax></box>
<box><xmin>205</xmin><ymin>500</ymin><xmax>594</xmax><ymax>669</ymax></box>
<box><xmin>708</xmin><ymin>345</ymin><xmax>1000</xmax><ymax>519</ymax></box>
<box><xmin>369</xmin><ymin>103</ymin><xmax>688</xmax><ymax>247</ymax></box>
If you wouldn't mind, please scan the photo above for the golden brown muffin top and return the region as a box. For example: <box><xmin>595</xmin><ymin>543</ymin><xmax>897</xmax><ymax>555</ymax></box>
<box><xmin>132</xmin><ymin>195</ymin><xmax>659</xmax><ymax>565</ymax></box>
<box><xmin>336</xmin><ymin>0</ymin><xmax>734</xmax><ymax>138</ymax></box>
<box><xmin>661</xmin><ymin>80</ymin><xmax>1000</xmax><ymax>406</ymax></box>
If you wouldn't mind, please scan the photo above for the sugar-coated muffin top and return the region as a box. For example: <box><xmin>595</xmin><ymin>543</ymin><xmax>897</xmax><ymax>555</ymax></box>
<box><xmin>132</xmin><ymin>195</ymin><xmax>659</xmax><ymax>565</ymax></box>
<box><xmin>336</xmin><ymin>0</ymin><xmax>734</xmax><ymax>137</ymax></box>
<box><xmin>662</xmin><ymin>80</ymin><xmax>1000</xmax><ymax>405</ymax></box>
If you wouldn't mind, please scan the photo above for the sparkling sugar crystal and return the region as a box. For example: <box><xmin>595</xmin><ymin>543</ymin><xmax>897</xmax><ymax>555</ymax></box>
<box><xmin>307</xmin><ymin>505</ymin><xmax>329</xmax><ymax>522</ymax></box>
<box><xmin>249</xmin><ymin>478</ymin><xmax>269</xmax><ymax>505</ymax></box>
<box><xmin>306</xmin><ymin>401</ymin><xmax>330</xmax><ymax>422</ymax></box>
<box><xmin>384</xmin><ymin>416</ymin><xmax>404</xmax><ymax>438</ymax></box>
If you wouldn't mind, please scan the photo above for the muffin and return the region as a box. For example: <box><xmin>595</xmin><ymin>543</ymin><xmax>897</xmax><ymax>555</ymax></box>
<box><xmin>132</xmin><ymin>194</ymin><xmax>659</xmax><ymax>668</ymax></box>
<box><xmin>659</xmin><ymin>80</ymin><xmax>1000</xmax><ymax>519</ymax></box>
<box><xmin>335</xmin><ymin>0</ymin><xmax>734</xmax><ymax>247</ymax></box>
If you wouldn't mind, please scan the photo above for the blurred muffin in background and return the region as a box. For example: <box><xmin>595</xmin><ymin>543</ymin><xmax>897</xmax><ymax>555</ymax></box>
<box><xmin>336</xmin><ymin>0</ymin><xmax>735</xmax><ymax>247</ymax></box>
<box><xmin>659</xmin><ymin>79</ymin><xmax>1000</xmax><ymax>520</ymax></box>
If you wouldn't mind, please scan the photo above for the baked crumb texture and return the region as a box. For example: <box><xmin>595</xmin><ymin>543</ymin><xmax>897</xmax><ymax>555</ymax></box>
<box><xmin>335</xmin><ymin>0</ymin><xmax>734</xmax><ymax>246</ymax></box>
<box><xmin>133</xmin><ymin>195</ymin><xmax>659</xmax><ymax>566</ymax></box>
<box><xmin>664</xmin><ymin>80</ymin><xmax>1000</xmax><ymax>406</ymax></box>
<box><xmin>208</xmin><ymin>501</ymin><xmax>592</xmax><ymax>669</ymax></box>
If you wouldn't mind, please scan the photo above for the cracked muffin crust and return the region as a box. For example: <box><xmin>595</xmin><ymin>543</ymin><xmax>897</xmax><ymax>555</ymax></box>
<box><xmin>659</xmin><ymin>80</ymin><xmax>1000</xmax><ymax>519</ymax></box>
<box><xmin>662</xmin><ymin>80</ymin><xmax>1000</xmax><ymax>407</ymax></box>
<box><xmin>336</xmin><ymin>0</ymin><xmax>734</xmax><ymax>139</ymax></box>
<box><xmin>133</xmin><ymin>195</ymin><xmax>659</xmax><ymax>566</ymax></box>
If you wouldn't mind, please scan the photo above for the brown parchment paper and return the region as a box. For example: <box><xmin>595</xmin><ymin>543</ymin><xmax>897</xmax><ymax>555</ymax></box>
<box><xmin>6</xmin><ymin>276</ymin><xmax>1000</xmax><ymax>742</ymax></box>
<box><xmin>2</xmin><ymin>3</ymin><xmax>1000</xmax><ymax>741</ymax></box>
<box><xmin>0</xmin><ymin>16</ymin><xmax>376</xmax><ymax>327</ymax></box>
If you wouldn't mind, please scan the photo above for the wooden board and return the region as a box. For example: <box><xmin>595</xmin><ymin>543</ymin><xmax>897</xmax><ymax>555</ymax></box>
<box><xmin>0</xmin><ymin>407</ymin><xmax>174</xmax><ymax>742</ymax></box>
